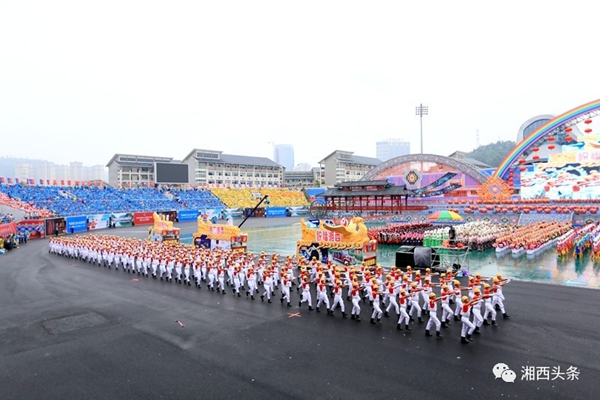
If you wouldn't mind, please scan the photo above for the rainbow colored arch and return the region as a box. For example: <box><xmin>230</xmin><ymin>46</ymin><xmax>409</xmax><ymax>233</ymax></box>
<box><xmin>494</xmin><ymin>98</ymin><xmax>600</xmax><ymax>179</ymax></box>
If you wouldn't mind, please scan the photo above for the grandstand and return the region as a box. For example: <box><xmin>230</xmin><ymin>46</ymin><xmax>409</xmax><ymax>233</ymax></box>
<box><xmin>259</xmin><ymin>188</ymin><xmax>309</xmax><ymax>207</ymax></box>
<box><xmin>210</xmin><ymin>188</ymin><xmax>310</xmax><ymax>209</ymax></box>
<box><xmin>0</xmin><ymin>185</ymin><xmax>226</xmax><ymax>217</ymax></box>
<box><xmin>211</xmin><ymin>188</ymin><xmax>260</xmax><ymax>209</ymax></box>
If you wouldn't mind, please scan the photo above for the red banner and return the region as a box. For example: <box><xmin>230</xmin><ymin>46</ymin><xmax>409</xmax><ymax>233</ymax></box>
<box><xmin>133</xmin><ymin>212</ymin><xmax>154</xmax><ymax>225</ymax></box>
<box><xmin>0</xmin><ymin>222</ymin><xmax>17</xmax><ymax>237</ymax></box>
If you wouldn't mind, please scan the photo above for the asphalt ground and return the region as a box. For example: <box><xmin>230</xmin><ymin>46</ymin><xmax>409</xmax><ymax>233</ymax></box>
<box><xmin>1</xmin><ymin>218</ymin><xmax>599</xmax><ymax>399</ymax></box>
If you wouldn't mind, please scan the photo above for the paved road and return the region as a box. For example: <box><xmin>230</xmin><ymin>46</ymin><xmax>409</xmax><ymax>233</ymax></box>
<box><xmin>1</xmin><ymin>228</ymin><xmax>599</xmax><ymax>399</ymax></box>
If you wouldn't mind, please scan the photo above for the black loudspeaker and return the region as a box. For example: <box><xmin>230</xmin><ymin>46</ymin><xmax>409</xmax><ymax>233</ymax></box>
<box><xmin>396</xmin><ymin>246</ymin><xmax>441</xmax><ymax>270</ymax></box>
<box><xmin>414</xmin><ymin>246</ymin><xmax>432</xmax><ymax>268</ymax></box>
<box><xmin>395</xmin><ymin>246</ymin><xmax>416</xmax><ymax>269</ymax></box>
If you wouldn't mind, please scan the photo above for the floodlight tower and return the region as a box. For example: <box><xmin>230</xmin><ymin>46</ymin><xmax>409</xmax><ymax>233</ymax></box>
<box><xmin>415</xmin><ymin>104</ymin><xmax>429</xmax><ymax>155</ymax></box>
<box><xmin>415</xmin><ymin>104</ymin><xmax>428</xmax><ymax>172</ymax></box>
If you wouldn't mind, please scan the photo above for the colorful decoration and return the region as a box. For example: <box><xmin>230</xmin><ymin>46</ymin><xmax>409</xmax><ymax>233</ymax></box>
<box><xmin>427</xmin><ymin>210</ymin><xmax>463</xmax><ymax>221</ymax></box>
<box><xmin>477</xmin><ymin>176</ymin><xmax>513</xmax><ymax>202</ymax></box>
<box><xmin>494</xmin><ymin>98</ymin><xmax>600</xmax><ymax>179</ymax></box>
<box><xmin>403</xmin><ymin>169</ymin><xmax>422</xmax><ymax>188</ymax></box>
<box><xmin>297</xmin><ymin>218</ymin><xmax>376</xmax><ymax>266</ymax></box>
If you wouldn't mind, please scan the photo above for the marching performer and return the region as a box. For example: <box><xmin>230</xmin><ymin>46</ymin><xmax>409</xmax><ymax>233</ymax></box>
<box><xmin>315</xmin><ymin>277</ymin><xmax>331</xmax><ymax>314</ymax></box>
<box><xmin>370</xmin><ymin>285</ymin><xmax>383</xmax><ymax>324</ymax></box>
<box><xmin>492</xmin><ymin>275</ymin><xmax>511</xmax><ymax>319</ymax></box>
<box><xmin>440</xmin><ymin>284</ymin><xmax>455</xmax><ymax>327</ymax></box>
<box><xmin>350</xmin><ymin>281</ymin><xmax>362</xmax><ymax>321</ymax></box>
<box><xmin>425</xmin><ymin>292</ymin><xmax>443</xmax><ymax>338</ymax></box>
<box><xmin>482</xmin><ymin>283</ymin><xmax>497</xmax><ymax>326</ymax></box>
<box><xmin>330</xmin><ymin>279</ymin><xmax>347</xmax><ymax>318</ymax></box>
<box><xmin>299</xmin><ymin>276</ymin><xmax>314</xmax><ymax>311</ymax></box>
<box><xmin>396</xmin><ymin>289</ymin><xmax>411</xmax><ymax>331</ymax></box>
<box><xmin>460</xmin><ymin>295</ymin><xmax>476</xmax><ymax>344</ymax></box>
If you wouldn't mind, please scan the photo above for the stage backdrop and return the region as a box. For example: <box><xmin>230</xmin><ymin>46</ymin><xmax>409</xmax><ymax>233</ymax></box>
<box><xmin>521</xmin><ymin>138</ymin><xmax>600</xmax><ymax>200</ymax></box>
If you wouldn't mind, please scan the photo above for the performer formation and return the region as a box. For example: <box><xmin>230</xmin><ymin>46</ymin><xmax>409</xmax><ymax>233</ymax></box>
<box><xmin>48</xmin><ymin>235</ymin><xmax>511</xmax><ymax>344</ymax></box>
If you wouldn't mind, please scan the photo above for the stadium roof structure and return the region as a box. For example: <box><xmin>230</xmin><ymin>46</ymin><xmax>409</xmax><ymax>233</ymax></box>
<box><xmin>106</xmin><ymin>154</ymin><xmax>173</xmax><ymax>167</ymax></box>
<box><xmin>318</xmin><ymin>150</ymin><xmax>381</xmax><ymax>166</ymax></box>
<box><xmin>182</xmin><ymin>149</ymin><xmax>281</xmax><ymax>168</ymax></box>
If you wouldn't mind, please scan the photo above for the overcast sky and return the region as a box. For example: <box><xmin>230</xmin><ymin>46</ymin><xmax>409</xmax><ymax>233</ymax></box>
<box><xmin>1</xmin><ymin>0</ymin><xmax>599</xmax><ymax>168</ymax></box>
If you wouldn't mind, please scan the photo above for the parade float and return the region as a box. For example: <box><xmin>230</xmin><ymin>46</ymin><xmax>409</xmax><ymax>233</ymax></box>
<box><xmin>148</xmin><ymin>212</ymin><xmax>180</xmax><ymax>244</ymax></box>
<box><xmin>192</xmin><ymin>217</ymin><xmax>247</xmax><ymax>252</ymax></box>
<box><xmin>296</xmin><ymin>217</ymin><xmax>377</xmax><ymax>266</ymax></box>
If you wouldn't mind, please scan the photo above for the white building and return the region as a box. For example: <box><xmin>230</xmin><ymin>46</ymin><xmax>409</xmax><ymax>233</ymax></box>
<box><xmin>182</xmin><ymin>149</ymin><xmax>284</xmax><ymax>187</ymax></box>
<box><xmin>376</xmin><ymin>138</ymin><xmax>410</xmax><ymax>162</ymax></box>
<box><xmin>318</xmin><ymin>150</ymin><xmax>381</xmax><ymax>186</ymax></box>
<box><xmin>106</xmin><ymin>154</ymin><xmax>173</xmax><ymax>187</ymax></box>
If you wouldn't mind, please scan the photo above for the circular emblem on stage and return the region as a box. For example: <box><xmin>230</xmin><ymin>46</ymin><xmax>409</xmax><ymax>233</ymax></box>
<box><xmin>403</xmin><ymin>169</ymin><xmax>422</xmax><ymax>188</ymax></box>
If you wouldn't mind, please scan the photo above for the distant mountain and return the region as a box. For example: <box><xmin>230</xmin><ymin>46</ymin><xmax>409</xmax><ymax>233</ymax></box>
<box><xmin>466</xmin><ymin>140</ymin><xmax>516</xmax><ymax>168</ymax></box>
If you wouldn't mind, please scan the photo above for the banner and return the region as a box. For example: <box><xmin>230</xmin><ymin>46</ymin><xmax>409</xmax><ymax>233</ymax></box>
<box><xmin>290</xmin><ymin>206</ymin><xmax>309</xmax><ymax>216</ymax></box>
<box><xmin>178</xmin><ymin>210</ymin><xmax>199</xmax><ymax>222</ymax></box>
<box><xmin>45</xmin><ymin>218</ymin><xmax>66</xmax><ymax>236</ymax></box>
<box><xmin>87</xmin><ymin>214</ymin><xmax>110</xmax><ymax>230</ymax></box>
<box><xmin>223</xmin><ymin>208</ymin><xmax>243</xmax><ymax>219</ymax></box>
<box><xmin>420</xmin><ymin>183</ymin><xmax>462</xmax><ymax>197</ymax></box>
<box><xmin>199</xmin><ymin>208</ymin><xmax>224</xmax><ymax>221</ymax></box>
<box><xmin>17</xmin><ymin>219</ymin><xmax>45</xmax><ymax>239</ymax></box>
<box><xmin>66</xmin><ymin>216</ymin><xmax>88</xmax><ymax>233</ymax></box>
<box><xmin>0</xmin><ymin>222</ymin><xmax>17</xmax><ymax>237</ymax></box>
<box><xmin>265</xmin><ymin>207</ymin><xmax>287</xmax><ymax>217</ymax></box>
<box><xmin>409</xmin><ymin>173</ymin><xmax>456</xmax><ymax>196</ymax></box>
<box><xmin>133</xmin><ymin>212</ymin><xmax>154</xmax><ymax>226</ymax></box>
<box><xmin>110</xmin><ymin>212</ymin><xmax>133</xmax><ymax>227</ymax></box>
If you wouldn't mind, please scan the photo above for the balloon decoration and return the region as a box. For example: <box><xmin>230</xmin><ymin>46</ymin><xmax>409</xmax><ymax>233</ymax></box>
<box><xmin>520</xmin><ymin>166</ymin><xmax>526</xmax><ymax>171</ymax></box>
<box><xmin>533</xmin><ymin>147</ymin><xmax>540</xmax><ymax>152</ymax></box>
<box><xmin>519</xmin><ymin>159</ymin><xmax>526</xmax><ymax>164</ymax></box>
<box><xmin>548</xmin><ymin>136</ymin><xmax>555</xmax><ymax>142</ymax></box>
<box><xmin>548</xmin><ymin>144</ymin><xmax>555</xmax><ymax>150</ymax></box>
<box><xmin>565</xmin><ymin>136</ymin><xmax>573</xmax><ymax>142</ymax></box>
<box><xmin>533</xmin><ymin>155</ymin><xmax>540</xmax><ymax>160</ymax></box>
<box><xmin>585</xmin><ymin>128</ymin><xmax>593</xmax><ymax>134</ymax></box>
<box><xmin>566</xmin><ymin>127</ymin><xmax>573</xmax><ymax>133</ymax></box>
<box><xmin>585</xmin><ymin>119</ymin><xmax>593</xmax><ymax>124</ymax></box>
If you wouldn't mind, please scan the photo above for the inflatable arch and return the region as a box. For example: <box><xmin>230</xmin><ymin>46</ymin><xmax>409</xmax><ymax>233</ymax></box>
<box><xmin>361</xmin><ymin>153</ymin><xmax>488</xmax><ymax>184</ymax></box>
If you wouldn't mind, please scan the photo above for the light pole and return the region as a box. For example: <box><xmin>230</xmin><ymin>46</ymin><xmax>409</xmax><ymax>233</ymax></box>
<box><xmin>415</xmin><ymin>104</ymin><xmax>428</xmax><ymax>173</ymax></box>
<box><xmin>415</xmin><ymin>104</ymin><xmax>428</xmax><ymax>155</ymax></box>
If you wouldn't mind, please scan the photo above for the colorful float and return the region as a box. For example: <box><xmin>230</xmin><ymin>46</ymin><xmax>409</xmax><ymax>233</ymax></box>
<box><xmin>148</xmin><ymin>212</ymin><xmax>180</xmax><ymax>244</ymax></box>
<box><xmin>296</xmin><ymin>217</ymin><xmax>377</xmax><ymax>266</ymax></box>
<box><xmin>192</xmin><ymin>217</ymin><xmax>247</xmax><ymax>252</ymax></box>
